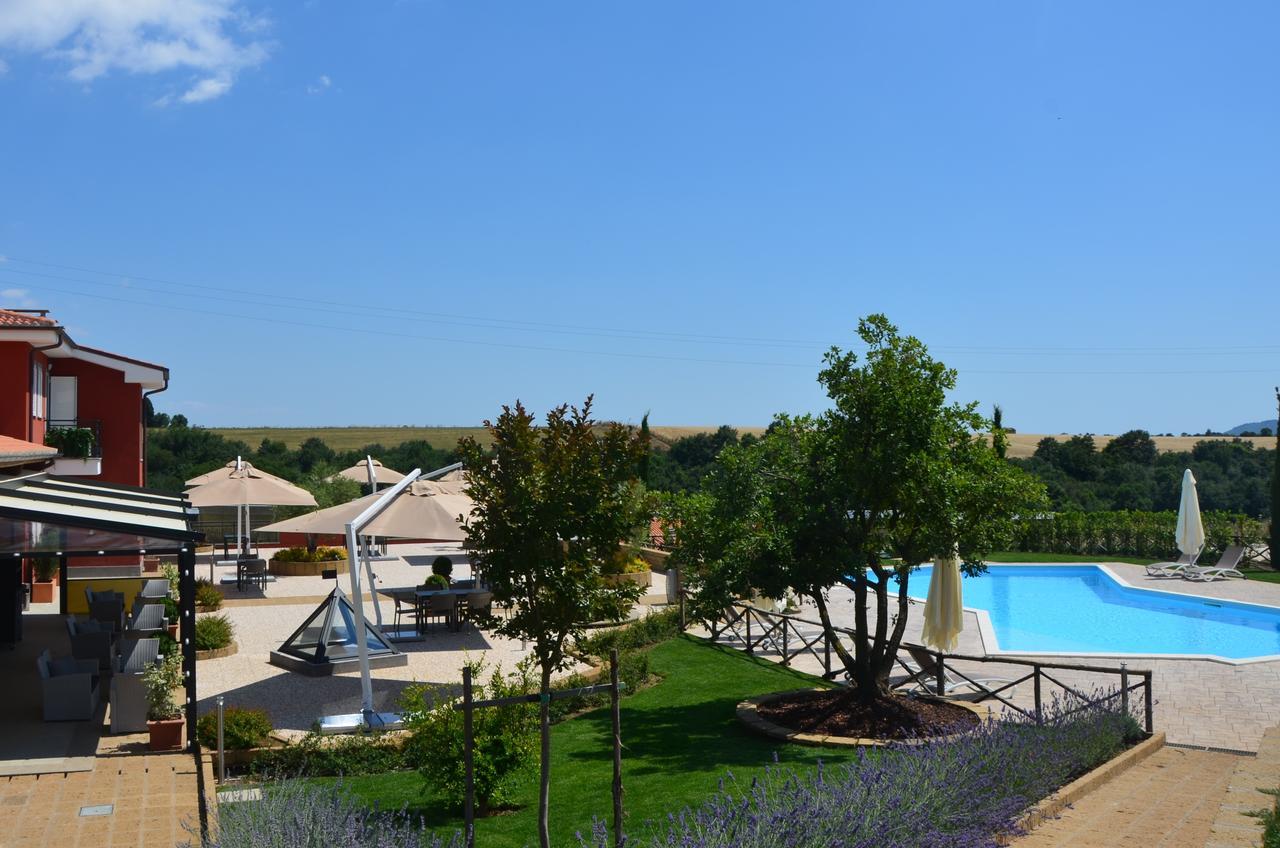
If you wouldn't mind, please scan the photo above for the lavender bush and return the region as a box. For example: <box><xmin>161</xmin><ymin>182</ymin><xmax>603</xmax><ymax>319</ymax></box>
<box><xmin>582</xmin><ymin>693</ymin><xmax>1141</xmax><ymax>848</ymax></box>
<box><xmin>186</xmin><ymin>779</ymin><xmax>463</xmax><ymax>848</ymax></box>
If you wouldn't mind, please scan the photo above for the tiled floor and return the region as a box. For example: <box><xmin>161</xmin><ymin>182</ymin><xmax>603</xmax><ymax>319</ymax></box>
<box><xmin>0</xmin><ymin>733</ymin><xmax>212</xmax><ymax>848</ymax></box>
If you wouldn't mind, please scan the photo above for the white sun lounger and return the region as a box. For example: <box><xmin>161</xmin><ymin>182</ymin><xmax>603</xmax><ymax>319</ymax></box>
<box><xmin>1184</xmin><ymin>545</ymin><xmax>1247</xmax><ymax>582</ymax></box>
<box><xmin>1145</xmin><ymin>552</ymin><xmax>1198</xmax><ymax>578</ymax></box>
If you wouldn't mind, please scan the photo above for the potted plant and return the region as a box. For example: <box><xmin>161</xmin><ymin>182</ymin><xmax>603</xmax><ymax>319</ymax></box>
<box><xmin>144</xmin><ymin>654</ymin><xmax>185</xmax><ymax>751</ymax></box>
<box><xmin>422</xmin><ymin>573</ymin><xmax>450</xmax><ymax>590</ymax></box>
<box><xmin>163</xmin><ymin>596</ymin><xmax>180</xmax><ymax>639</ymax></box>
<box><xmin>30</xmin><ymin>557</ymin><xmax>58</xmax><ymax>604</ymax></box>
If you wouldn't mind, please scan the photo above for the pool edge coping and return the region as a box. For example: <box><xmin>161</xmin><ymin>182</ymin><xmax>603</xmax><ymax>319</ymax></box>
<box><xmin>917</xmin><ymin>562</ymin><xmax>1280</xmax><ymax>666</ymax></box>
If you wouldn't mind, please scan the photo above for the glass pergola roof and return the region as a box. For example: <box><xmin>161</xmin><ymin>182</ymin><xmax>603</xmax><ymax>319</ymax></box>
<box><xmin>0</xmin><ymin>471</ymin><xmax>201</xmax><ymax>556</ymax></box>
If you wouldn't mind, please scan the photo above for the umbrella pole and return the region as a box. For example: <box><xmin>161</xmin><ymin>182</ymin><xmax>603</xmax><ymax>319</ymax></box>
<box><xmin>363</xmin><ymin>455</ymin><xmax>385</xmax><ymax>628</ymax></box>
<box><xmin>346</xmin><ymin>522</ymin><xmax>376</xmax><ymax>720</ymax></box>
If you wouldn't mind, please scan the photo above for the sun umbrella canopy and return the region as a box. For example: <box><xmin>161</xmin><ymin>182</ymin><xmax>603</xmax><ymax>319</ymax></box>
<box><xmin>258</xmin><ymin>479</ymin><xmax>471</xmax><ymax>541</ymax></box>
<box><xmin>331</xmin><ymin>459</ymin><xmax>407</xmax><ymax>486</ymax></box>
<box><xmin>185</xmin><ymin>460</ymin><xmax>240</xmax><ymax>487</ymax></box>
<box><xmin>921</xmin><ymin>552</ymin><xmax>964</xmax><ymax>653</ymax></box>
<box><xmin>183</xmin><ymin>461</ymin><xmax>318</xmax><ymax>508</ymax></box>
<box><xmin>1176</xmin><ymin>468</ymin><xmax>1205</xmax><ymax>560</ymax></box>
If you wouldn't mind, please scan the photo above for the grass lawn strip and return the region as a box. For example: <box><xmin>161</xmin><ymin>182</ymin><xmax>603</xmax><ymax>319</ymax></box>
<box><xmin>317</xmin><ymin>636</ymin><xmax>860</xmax><ymax>848</ymax></box>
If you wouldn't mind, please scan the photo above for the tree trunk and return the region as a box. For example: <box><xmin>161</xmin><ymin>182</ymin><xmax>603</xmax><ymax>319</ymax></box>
<box><xmin>538</xmin><ymin>663</ymin><xmax>552</xmax><ymax>848</ymax></box>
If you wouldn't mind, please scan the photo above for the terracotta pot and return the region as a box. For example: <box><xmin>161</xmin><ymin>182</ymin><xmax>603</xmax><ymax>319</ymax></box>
<box><xmin>147</xmin><ymin>717</ymin><xmax>185</xmax><ymax>751</ymax></box>
<box><xmin>30</xmin><ymin>580</ymin><xmax>56</xmax><ymax>604</ymax></box>
<box><xmin>167</xmin><ymin>623</ymin><xmax>179</xmax><ymax>639</ymax></box>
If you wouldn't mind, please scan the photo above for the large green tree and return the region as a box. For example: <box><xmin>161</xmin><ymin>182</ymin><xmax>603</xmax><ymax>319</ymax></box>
<box><xmin>1272</xmin><ymin>388</ymin><xmax>1280</xmax><ymax>569</ymax></box>
<box><xmin>669</xmin><ymin>315</ymin><xmax>1046</xmax><ymax>702</ymax></box>
<box><xmin>457</xmin><ymin>397</ymin><xmax>647</xmax><ymax>848</ymax></box>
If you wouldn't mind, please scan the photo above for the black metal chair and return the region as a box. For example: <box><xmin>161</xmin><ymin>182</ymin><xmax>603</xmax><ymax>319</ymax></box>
<box><xmin>239</xmin><ymin>559</ymin><xmax>268</xmax><ymax>592</ymax></box>
<box><xmin>391</xmin><ymin>590</ymin><xmax>422</xmax><ymax>636</ymax></box>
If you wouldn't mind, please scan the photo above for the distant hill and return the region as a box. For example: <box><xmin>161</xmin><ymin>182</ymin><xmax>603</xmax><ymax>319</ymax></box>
<box><xmin>1225</xmin><ymin>419</ymin><xmax>1278</xmax><ymax>436</ymax></box>
<box><xmin>999</xmin><ymin>432</ymin><xmax>1274</xmax><ymax>459</ymax></box>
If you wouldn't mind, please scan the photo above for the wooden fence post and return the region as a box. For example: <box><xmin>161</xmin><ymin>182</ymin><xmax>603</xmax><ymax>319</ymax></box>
<box><xmin>1033</xmin><ymin>665</ymin><xmax>1043</xmax><ymax>725</ymax></box>
<box><xmin>610</xmin><ymin>649</ymin><xmax>624</xmax><ymax>848</ymax></box>
<box><xmin>781</xmin><ymin>621</ymin><xmax>790</xmax><ymax>666</ymax></box>
<box><xmin>676</xmin><ymin>569</ymin><xmax>686</xmax><ymax>632</ymax></box>
<box><xmin>1120</xmin><ymin>663</ymin><xmax>1130</xmax><ymax>719</ymax></box>
<box><xmin>823</xmin><ymin>632</ymin><xmax>831</xmax><ymax>677</ymax></box>
<box><xmin>1142</xmin><ymin>671</ymin><xmax>1154</xmax><ymax>733</ymax></box>
<box><xmin>745</xmin><ymin>611</ymin><xmax>753</xmax><ymax>655</ymax></box>
<box><xmin>463</xmin><ymin>666</ymin><xmax>475</xmax><ymax>848</ymax></box>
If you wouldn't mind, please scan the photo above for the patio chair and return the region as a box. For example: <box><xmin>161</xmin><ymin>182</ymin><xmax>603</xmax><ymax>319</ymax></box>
<box><xmin>35</xmin><ymin>649</ymin><xmax>100</xmax><ymax>721</ymax></box>
<box><xmin>423</xmin><ymin>593</ymin><xmax>458</xmax><ymax>632</ymax></box>
<box><xmin>1184</xmin><ymin>545</ymin><xmax>1247</xmax><ymax>583</ymax></box>
<box><xmin>893</xmin><ymin>644</ymin><xmax>1017</xmax><ymax>698</ymax></box>
<box><xmin>461</xmin><ymin>591</ymin><xmax>493</xmax><ymax>627</ymax></box>
<box><xmin>1145</xmin><ymin>552</ymin><xmax>1199</xmax><ymax>578</ymax></box>
<box><xmin>65</xmin><ymin>615</ymin><xmax>116</xmax><ymax>671</ymax></box>
<box><xmin>85</xmin><ymin>587</ymin><xmax>126</xmax><ymax>632</ymax></box>
<box><xmin>390</xmin><ymin>590</ymin><xmax>422</xmax><ymax>636</ymax></box>
<box><xmin>239</xmin><ymin>559</ymin><xmax>268</xmax><ymax>592</ymax></box>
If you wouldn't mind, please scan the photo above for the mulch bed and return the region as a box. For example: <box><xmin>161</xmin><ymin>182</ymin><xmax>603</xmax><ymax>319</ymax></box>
<box><xmin>756</xmin><ymin>690</ymin><xmax>980</xmax><ymax>740</ymax></box>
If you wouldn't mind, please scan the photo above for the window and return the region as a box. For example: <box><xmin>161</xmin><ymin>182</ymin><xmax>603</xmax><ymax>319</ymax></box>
<box><xmin>30</xmin><ymin>362</ymin><xmax>46</xmax><ymax>419</ymax></box>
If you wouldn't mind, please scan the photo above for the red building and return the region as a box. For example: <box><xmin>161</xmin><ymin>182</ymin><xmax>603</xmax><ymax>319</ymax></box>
<box><xmin>0</xmin><ymin>308</ymin><xmax>167</xmax><ymax>486</ymax></box>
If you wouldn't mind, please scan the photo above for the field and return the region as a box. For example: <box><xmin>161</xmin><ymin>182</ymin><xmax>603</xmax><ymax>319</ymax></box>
<box><xmin>204</xmin><ymin>425</ymin><xmax>1270</xmax><ymax>457</ymax></box>
<box><xmin>204</xmin><ymin>425</ymin><xmax>770</xmax><ymax>452</ymax></box>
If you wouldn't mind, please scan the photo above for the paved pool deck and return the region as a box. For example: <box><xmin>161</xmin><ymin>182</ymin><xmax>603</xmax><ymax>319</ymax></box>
<box><xmin>721</xmin><ymin>561</ymin><xmax>1280</xmax><ymax>754</ymax></box>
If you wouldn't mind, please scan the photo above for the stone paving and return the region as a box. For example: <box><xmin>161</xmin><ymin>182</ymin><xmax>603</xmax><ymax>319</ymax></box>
<box><xmin>1206</xmin><ymin>725</ymin><xmax>1280</xmax><ymax>847</ymax></box>
<box><xmin>0</xmin><ymin>731</ymin><xmax>213</xmax><ymax>848</ymax></box>
<box><xmin>723</xmin><ymin>562</ymin><xmax>1280</xmax><ymax>753</ymax></box>
<box><xmin>1009</xmin><ymin>746</ymin><xmax>1242</xmax><ymax>847</ymax></box>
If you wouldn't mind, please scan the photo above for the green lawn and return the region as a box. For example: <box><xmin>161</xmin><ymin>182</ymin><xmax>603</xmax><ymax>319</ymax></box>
<box><xmin>985</xmin><ymin>551</ymin><xmax>1159</xmax><ymax>566</ymax></box>
<box><xmin>322</xmin><ymin>636</ymin><xmax>861</xmax><ymax>847</ymax></box>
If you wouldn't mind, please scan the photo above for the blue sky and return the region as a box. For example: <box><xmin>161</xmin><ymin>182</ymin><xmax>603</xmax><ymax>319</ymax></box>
<box><xmin>1</xmin><ymin>2</ymin><xmax>1276</xmax><ymax>434</ymax></box>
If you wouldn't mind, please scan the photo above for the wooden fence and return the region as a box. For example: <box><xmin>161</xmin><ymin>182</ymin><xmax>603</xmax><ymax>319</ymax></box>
<box><xmin>705</xmin><ymin>602</ymin><xmax>1155</xmax><ymax>734</ymax></box>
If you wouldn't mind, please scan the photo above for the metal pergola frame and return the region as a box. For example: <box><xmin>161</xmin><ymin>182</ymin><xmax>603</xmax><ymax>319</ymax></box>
<box><xmin>0</xmin><ymin>473</ymin><xmax>204</xmax><ymax>755</ymax></box>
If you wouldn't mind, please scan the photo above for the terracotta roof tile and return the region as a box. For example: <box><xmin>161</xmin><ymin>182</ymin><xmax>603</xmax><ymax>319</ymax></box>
<box><xmin>0</xmin><ymin>434</ymin><xmax>58</xmax><ymax>458</ymax></box>
<box><xmin>0</xmin><ymin>308</ymin><xmax>57</xmax><ymax>327</ymax></box>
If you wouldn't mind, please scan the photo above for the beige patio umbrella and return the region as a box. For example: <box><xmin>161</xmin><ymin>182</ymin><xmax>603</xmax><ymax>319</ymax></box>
<box><xmin>258</xmin><ymin>479</ymin><xmax>471</xmax><ymax>541</ymax></box>
<box><xmin>185</xmin><ymin>460</ymin><xmax>240</xmax><ymax>486</ymax></box>
<box><xmin>331</xmin><ymin>458</ymin><xmax>407</xmax><ymax>487</ymax></box>
<box><xmin>920</xmin><ymin>550</ymin><xmax>964</xmax><ymax>653</ymax></box>
<box><xmin>183</xmin><ymin>459</ymin><xmax>318</xmax><ymax>553</ymax></box>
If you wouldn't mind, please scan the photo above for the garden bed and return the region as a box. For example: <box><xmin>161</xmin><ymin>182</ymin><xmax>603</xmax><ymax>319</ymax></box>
<box><xmin>196</xmin><ymin>642</ymin><xmax>238</xmax><ymax>661</ymax></box>
<box><xmin>740</xmin><ymin>688</ymin><xmax>986</xmax><ymax>746</ymax></box>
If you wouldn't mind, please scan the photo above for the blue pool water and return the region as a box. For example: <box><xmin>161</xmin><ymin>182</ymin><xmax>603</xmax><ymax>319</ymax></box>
<box><xmin>901</xmin><ymin>565</ymin><xmax>1280</xmax><ymax>659</ymax></box>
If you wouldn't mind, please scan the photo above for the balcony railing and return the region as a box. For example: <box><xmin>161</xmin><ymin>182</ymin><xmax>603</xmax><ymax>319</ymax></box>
<box><xmin>45</xmin><ymin>419</ymin><xmax>103</xmax><ymax>459</ymax></box>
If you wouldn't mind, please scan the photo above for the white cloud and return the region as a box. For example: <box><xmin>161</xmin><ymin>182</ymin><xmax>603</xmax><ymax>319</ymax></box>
<box><xmin>1</xmin><ymin>287</ymin><xmax>37</xmax><ymax>307</ymax></box>
<box><xmin>306</xmin><ymin>73</ymin><xmax>331</xmax><ymax>95</ymax></box>
<box><xmin>0</xmin><ymin>0</ymin><xmax>270</xmax><ymax>104</ymax></box>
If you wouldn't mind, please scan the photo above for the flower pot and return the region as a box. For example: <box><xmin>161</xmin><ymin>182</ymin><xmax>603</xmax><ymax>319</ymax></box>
<box><xmin>147</xmin><ymin>717</ymin><xmax>185</xmax><ymax>751</ymax></box>
<box><xmin>167</xmin><ymin>623</ymin><xmax>179</xmax><ymax>639</ymax></box>
<box><xmin>30</xmin><ymin>580</ymin><xmax>56</xmax><ymax>604</ymax></box>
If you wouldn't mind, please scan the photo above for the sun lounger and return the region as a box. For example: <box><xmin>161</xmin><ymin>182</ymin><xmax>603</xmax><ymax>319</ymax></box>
<box><xmin>893</xmin><ymin>644</ymin><xmax>1017</xmax><ymax>698</ymax></box>
<box><xmin>1184</xmin><ymin>545</ymin><xmax>1246</xmax><ymax>582</ymax></box>
<box><xmin>1145</xmin><ymin>552</ymin><xmax>1198</xmax><ymax>578</ymax></box>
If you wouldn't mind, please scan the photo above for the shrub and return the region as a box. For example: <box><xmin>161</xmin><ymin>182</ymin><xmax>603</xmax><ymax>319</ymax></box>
<box><xmin>31</xmin><ymin>557</ymin><xmax>57</xmax><ymax>582</ymax></box>
<box><xmin>271</xmin><ymin>546</ymin><xmax>346</xmax><ymax>563</ymax></box>
<box><xmin>399</xmin><ymin>658</ymin><xmax>538</xmax><ymax>814</ymax></box>
<box><xmin>196</xmin><ymin>707</ymin><xmax>273</xmax><ymax>750</ymax></box>
<box><xmin>579</xmin><ymin>693</ymin><xmax>1140</xmax><ymax>848</ymax></box>
<box><xmin>44</xmin><ymin>426</ymin><xmax>94</xmax><ymax>459</ymax></box>
<box><xmin>161</xmin><ymin>561</ymin><xmax>181</xmax><ymax>597</ymax></box>
<box><xmin>195</xmin><ymin>614</ymin><xmax>234</xmax><ymax>651</ymax></box>
<box><xmin>1011</xmin><ymin>510</ymin><xmax>1266</xmax><ymax>560</ymax></box>
<box><xmin>422</xmin><ymin>573</ymin><xmax>450</xmax><ymax>590</ymax></box>
<box><xmin>185</xmin><ymin>780</ymin><xmax>462</xmax><ymax>848</ymax></box>
<box><xmin>163</xmin><ymin>596</ymin><xmax>180</xmax><ymax>624</ymax></box>
<box><xmin>576</xmin><ymin>607</ymin><xmax>682</xmax><ymax>657</ymax></box>
<box><xmin>194</xmin><ymin>579</ymin><xmax>223</xmax><ymax>610</ymax></box>
<box><xmin>157</xmin><ymin>631</ymin><xmax>178</xmax><ymax>659</ymax></box>
<box><xmin>431</xmin><ymin>555</ymin><xmax>454</xmax><ymax>578</ymax></box>
<box><xmin>250</xmin><ymin>731</ymin><xmax>405</xmax><ymax>778</ymax></box>
<box><xmin>144</xmin><ymin>654</ymin><xmax>182</xmax><ymax>721</ymax></box>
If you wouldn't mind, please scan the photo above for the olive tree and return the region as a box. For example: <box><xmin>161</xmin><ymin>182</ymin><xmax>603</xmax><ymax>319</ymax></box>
<box><xmin>457</xmin><ymin>397</ymin><xmax>647</xmax><ymax>848</ymax></box>
<box><xmin>669</xmin><ymin>315</ymin><xmax>1046</xmax><ymax>702</ymax></box>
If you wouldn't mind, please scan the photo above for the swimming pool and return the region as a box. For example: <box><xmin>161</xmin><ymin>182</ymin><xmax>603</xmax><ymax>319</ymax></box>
<box><xmin>900</xmin><ymin>565</ymin><xmax>1280</xmax><ymax>661</ymax></box>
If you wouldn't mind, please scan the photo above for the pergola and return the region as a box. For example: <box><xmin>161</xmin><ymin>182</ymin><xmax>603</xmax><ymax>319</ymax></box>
<box><xmin>0</xmin><ymin>472</ymin><xmax>203</xmax><ymax>745</ymax></box>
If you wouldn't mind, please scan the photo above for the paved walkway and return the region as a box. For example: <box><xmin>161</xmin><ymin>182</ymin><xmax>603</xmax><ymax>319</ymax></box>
<box><xmin>1010</xmin><ymin>746</ymin><xmax>1242</xmax><ymax>847</ymax></box>
<box><xmin>0</xmin><ymin>737</ymin><xmax>213</xmax><ymax>848</ymax></box>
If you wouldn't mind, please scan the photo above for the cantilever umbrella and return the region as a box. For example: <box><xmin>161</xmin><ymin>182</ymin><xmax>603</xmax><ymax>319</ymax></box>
<box><xmin>258</xmin><ymin>479</ymin><xmax>471</xmax><ymax>541</ymax></box>
<box><xmin>331</xmin><ymin>458</ymin><xmax>407</xmax><ymax>488</ymax></box>
<box><xmin>183</xmin><ymin>459</ymin><xmax>317</xmax><ymax>555</ymax></box>
<box><xmin>921</xmin><ymin>550</ymin><xmax>964</xmax><ymax>653</ymax></box>
<box><xmin>185</xmin><ymin>460</ymin><xmax>240</xmax><ymax>487</ymax></box>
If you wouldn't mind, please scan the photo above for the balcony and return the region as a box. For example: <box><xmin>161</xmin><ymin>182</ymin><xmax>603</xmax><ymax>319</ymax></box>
<box><xmin>45</xmin><ymin>419</ymin><xmax>103</xmax><ymax>476</ymax></box>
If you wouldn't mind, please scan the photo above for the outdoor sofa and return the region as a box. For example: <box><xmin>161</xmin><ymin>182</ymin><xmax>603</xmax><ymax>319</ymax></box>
<box><xmin>35</xmin><ymin>649</ymin><xmax>100</xmax><ymax>721</ymax></box>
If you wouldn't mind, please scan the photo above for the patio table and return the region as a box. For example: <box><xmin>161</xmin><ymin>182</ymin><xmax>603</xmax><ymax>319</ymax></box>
<box><xmin>376</xmin><ymin>587</ymin><xmax>482</xmax><ymax>635</ymax></box>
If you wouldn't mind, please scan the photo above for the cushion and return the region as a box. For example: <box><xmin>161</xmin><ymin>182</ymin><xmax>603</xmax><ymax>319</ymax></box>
<box><xmin>80</xmin><ymin>619</ymin><xmax>104</xmax><ymax>634</ymax></box>
<box><xmin>51</xmin><ymin>656</ymin><xmax>80</xmax><ymax>676</ymax></box>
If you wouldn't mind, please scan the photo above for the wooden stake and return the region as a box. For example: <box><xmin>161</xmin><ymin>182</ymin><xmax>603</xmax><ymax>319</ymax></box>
<box><xmin>610</xmin><ymin>649</ymin><xmax>624</xmax><ymax>848</ymax></box>
<box><xmin>463</xmin><ymin>666</ymin><xmax>475</xmax><ymax>848</ymax></box>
